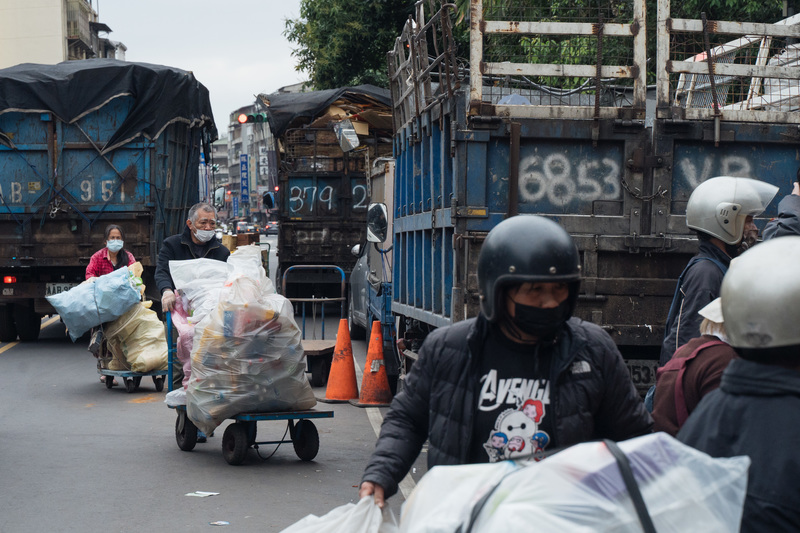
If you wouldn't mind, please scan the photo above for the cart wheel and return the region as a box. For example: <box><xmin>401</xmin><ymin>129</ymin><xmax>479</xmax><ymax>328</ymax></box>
<box><xmin>133</xmin><ymin>376</ymin><xmax>142</xmax><ymax>388</ymax></box>
<box><xmin>222</xmin><ymin>423</ymin><xmax>249</xmax><ymax>465</ymax></box>
<box><xmin>104</xmin><ymin>375</ymin><xmax>114</xmax><ymax>389</ymax></box>
<box><xmin>292</xmin><ymin>420</ymin><xmax>320</xmax><ymax>461</ymax></box>
<box><xmin>153</xmin><ymin>376</ymin><xmax>165</xmax><ymax>392</ymax></box>
<box><xmin>124</xmin><ymin>378</ymin><xmax>136</xmax><ymax>393</ymax></box>
<box><xmin>309</xmin><ymin>358</ymin><xmax>329</xmax><ymax>387</ymax></box>
<box><xmin>175</xmin><ymin>410</ymin><xmax>198</xmax><ymax>451</ymax></box>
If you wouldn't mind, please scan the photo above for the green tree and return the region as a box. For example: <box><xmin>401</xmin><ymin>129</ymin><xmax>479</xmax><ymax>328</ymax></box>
<box><xmin>284</xmin><ymin>0</ymin><xmax>415</xmax><ymax>90</ymax></box>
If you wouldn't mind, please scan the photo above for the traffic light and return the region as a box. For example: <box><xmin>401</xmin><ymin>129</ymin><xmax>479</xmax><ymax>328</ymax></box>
<box><xmin>237</xmin><ymin>112</ymin><xmax>268</xmax><ymax>124</ymax></box>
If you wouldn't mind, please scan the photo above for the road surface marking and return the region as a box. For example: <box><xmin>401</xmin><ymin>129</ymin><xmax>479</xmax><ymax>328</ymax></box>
<box><xmin>41</xmin><ymin>315</ymin><xmax>60</xmax><ymax>329</ymax></box>
<box><xmin>0</xmin><ymin>316</ymin><xmax>59</xmax><ymax>353</ymax></box>
<box><xmin>129</xmin><ymin>394</ymin><xmax>161</xmax><ymax>404</ymax></box>
<box><xmin>0</xmin><ymin>341</ymin><xmax>19</xmax><ymax>354</ymax></box>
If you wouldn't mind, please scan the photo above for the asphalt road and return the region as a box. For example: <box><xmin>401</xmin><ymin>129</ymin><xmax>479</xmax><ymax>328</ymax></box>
<box><xmin>0</xmin><ymin>236</ymin><xmax>427</xmax><ymax>532</ymax></box>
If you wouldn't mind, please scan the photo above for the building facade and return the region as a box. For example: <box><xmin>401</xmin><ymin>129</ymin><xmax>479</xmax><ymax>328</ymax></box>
<box><xmin>0</xmin><ymin>0</ymin><xmax>124</xmax><ymax>69</ymax></box>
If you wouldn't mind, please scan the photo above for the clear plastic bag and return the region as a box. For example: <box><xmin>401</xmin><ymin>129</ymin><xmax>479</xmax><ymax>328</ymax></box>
<box><xmin>280</xmin><ymin>496</ymin><xmax>397</xmax><ymax>533</ymax></box>
<box><xmin>168</xmin><ymin>258</ymin><xmax>229</xmax><ymax>324</ymax></box>
<box><xmin>185</xmin><ymin>271</ymin><xmax>315</xmax><ymax>436</ymax></box>
<box><xmin>46</xmin><ymin>266</ymin><xmax>140</xmax><ymax>341</ymax></box>
<box><xmin>399</xmin><ymin>433</ymin><xmax>750</xmax><ymax>533</ymax></box>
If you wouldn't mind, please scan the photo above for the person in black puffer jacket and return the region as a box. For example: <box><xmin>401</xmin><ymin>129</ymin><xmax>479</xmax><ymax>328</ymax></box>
<box><xmin>359</xmin><ymin>215</ymin><xmax>653</xmax><ymax>506</ymax></box>
<box><xmin>678</xmin><ymin>237</ymin><xmax>800</xmax><ymax>532</ymax></box>
<box><xmin>154</xmin><ymin>201</ymin><xmax>230</xmax><ymax>303</ymax></box>
<box><xmin>154</xmin><ymin>202</ymin><xmax>229</xmax><ymax>399</ymax></box>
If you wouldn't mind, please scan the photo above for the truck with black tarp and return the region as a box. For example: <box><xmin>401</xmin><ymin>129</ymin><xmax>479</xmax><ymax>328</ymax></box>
<box><xmin>0</xmin><ymin>59</ymin><xmax>216</xmax><ymax>341</ymax></box>
<box><xmin>261</xmin><ymin>85</ymin><xmax>393</xmax><ymax>299</ymax></box>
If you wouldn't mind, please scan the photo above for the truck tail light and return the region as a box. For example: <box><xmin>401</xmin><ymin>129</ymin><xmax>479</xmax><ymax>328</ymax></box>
<box><xmin>3</xmin><ymin>276</ymin><xmax>17</xmax><ymax>284</ymax></box>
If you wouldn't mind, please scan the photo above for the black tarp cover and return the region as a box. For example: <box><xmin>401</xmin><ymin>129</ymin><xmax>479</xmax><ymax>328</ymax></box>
<box><xmin>0</xmin><ymin>59</ymin><xmax>217</xmax><ymax>153</ymax></box>
<box><xmin>263</xmin><ymin>84</ymin><xmax>391</xmax><ymax>138</ymax></box>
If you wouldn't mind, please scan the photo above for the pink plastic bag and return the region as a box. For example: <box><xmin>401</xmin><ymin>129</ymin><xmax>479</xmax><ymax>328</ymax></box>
<box><xmin>171</xmin><ymin>295</ymin><xmax>194</xmax><ymax>389</ymax></box>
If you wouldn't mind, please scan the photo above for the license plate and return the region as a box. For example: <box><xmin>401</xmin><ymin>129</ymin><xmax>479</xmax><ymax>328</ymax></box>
<box><xmin>625</xmin><ymin>359</ymin><xmax>658</xmax><ymax>391</ymax></box>
<box><xmin>45</xmin><ymin>282</ymin><xmax>77</xmax><ymax>296</ymax></box>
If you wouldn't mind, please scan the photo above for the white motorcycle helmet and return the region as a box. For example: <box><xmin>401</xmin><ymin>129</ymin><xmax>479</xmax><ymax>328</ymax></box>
<box><xmin>686</xmin><ymin>177</ymin><xmax>778</xmax><ymax>245</ymax></box>
<box><xmin>721</xmin><ymin>236</ymin><xmax>800</xmax><ymax>349</ymax></box>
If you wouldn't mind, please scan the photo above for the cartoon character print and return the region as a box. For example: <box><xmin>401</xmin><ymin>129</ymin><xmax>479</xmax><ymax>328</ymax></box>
<box><xmin>483</xmin><ymin>398</ymin><xmax>550</xmax><ymax>462</ymax></box>
<box><xmin>483</xmin><ymin>431</ymin><xmax>509</xmax><ymax>462</ymax></box>
<box><xmin>519</xmin><ymin>398</ymin><xmax>550</xmax><ymax>459</ymax></box>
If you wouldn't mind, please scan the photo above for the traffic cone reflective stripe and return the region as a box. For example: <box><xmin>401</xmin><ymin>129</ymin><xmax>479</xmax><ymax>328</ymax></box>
<box><xmin>350</xmin><ymin>321</ymin><xmax>393</xmax><ymax>408</ymax></box>
<box><xmin>317</xmin><ymin>319</ymin><xmax>359</xmax><ymax>403</ymax></box>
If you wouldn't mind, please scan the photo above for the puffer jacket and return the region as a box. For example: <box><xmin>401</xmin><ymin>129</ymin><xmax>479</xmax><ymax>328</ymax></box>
<box><xmin>361</xmin><ymin>314</ymin><xmax>653</xmax><ymax>498</ymax></box>
<box><xmin>678</xmin><ymin>359</ymin><xmax>800</xmax><ymax>532</ymax></box>
<box><xmin>659</xmin><ymin>241</ymin><xmax>730</xmax><ymax>366</ymax></box>
<box><xmin>154</xmin><ymin>225</ymin><xmax>230</xmax><ymax>293</ymax></box>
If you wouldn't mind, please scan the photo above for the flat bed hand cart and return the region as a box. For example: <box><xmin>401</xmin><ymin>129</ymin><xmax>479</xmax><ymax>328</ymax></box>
<box><xmin>96</xmin><ymin>339</ymin><xmax>168</xmax><ymax>393</ymax></box>
<box><xmin>165</xmin><ymin>311</ymin><xmax>334</xmax><ymax>465</ymax></box>
<box><xmin>98</xmin><ymin>367</ymin><xmax>167</xmax><ymax>393</ymax></box>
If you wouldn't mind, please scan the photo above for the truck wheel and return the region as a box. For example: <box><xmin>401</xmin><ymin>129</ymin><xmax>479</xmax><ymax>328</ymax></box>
<box><xmin>0</xmin><ymin>305</ymin><xmax>17</xmax><ymax>342</ymax></box>
<box><xmin>14</xmin><ymin>306</ymin><xmax>42</xmax><ymax>342</ymax></box>
<box><xmin>348</xmin><ymin>296</ymin><xmax>366</xmax><ymax>340</ymax></box>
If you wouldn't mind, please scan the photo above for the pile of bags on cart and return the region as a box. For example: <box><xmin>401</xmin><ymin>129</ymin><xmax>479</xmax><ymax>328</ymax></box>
<box><xmin>46</xmin><ymin>262</ymin><xmax>167</xmax><ymax>373</ymax></box>
<box><xmin>166</xmin><ymin>244</ymin><xmax>315</xmax><ymax>436</ymax></box>
<box><xmin>281</xmin><ymin>432</ymin><xmax>750</xmax><ymax>533</ymax></box>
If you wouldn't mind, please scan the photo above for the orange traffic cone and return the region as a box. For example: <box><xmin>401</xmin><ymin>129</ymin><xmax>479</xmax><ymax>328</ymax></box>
<box><xmin>317</xmin><ymin>319</ymin><xmax>360</xmax><ymax>403</ymax></box>
<box><xmin>350</xmin><ymin>321</ymin><xmax>393</xmax><ymax>408</ymax></box>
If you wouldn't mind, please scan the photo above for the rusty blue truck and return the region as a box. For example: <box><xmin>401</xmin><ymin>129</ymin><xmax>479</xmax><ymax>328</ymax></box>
<box><xmin>0</xmin><ymin>59</ymin><xmax>216</xmax><ymax>341</ymax></box>
<box><xmin>370</xmin><ymin>0</ymin><xmax>800</xmax><ymax>394</ymax></box>
<box><xmin>262</xmin><ymin>86</ymin><xmax>394</xmax><ymax>300</ymax></box>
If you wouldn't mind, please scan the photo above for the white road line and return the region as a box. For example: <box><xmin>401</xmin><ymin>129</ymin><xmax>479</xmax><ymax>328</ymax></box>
<box><xmin>0</xmin><ymin>316</ymin><xmax>60</xmax><ymax>354</ymax></box>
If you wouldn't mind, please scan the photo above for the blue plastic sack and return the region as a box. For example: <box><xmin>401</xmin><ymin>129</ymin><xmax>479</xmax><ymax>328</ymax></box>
<box><xmin>46</xmin><ymin>267</ymin><xmax>141</xmax><ymax>341</ymax></box>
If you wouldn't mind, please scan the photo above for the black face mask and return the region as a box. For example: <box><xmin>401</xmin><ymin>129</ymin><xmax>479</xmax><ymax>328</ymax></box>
<box><xmin>511</xmin><ymin>300</ymin><xmax>571</xmax><ymax>339</ymax></box>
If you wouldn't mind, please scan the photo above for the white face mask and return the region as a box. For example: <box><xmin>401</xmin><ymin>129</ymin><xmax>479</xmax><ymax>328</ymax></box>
<box><xmin>107</xmin><ymin>240</ymin><xmax>124</xmax><ymax>252</ymax></box>
<box><xmin>194</xmin><ymin>229</ymin><xmax>216</xmax><ymax>243</ymax></box>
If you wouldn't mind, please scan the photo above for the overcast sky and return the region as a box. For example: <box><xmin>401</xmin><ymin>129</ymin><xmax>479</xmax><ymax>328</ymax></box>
<box><xmin>98</xmin><ymin>0</ymin><xmax>306</xmax><ymax>136</ymax></box>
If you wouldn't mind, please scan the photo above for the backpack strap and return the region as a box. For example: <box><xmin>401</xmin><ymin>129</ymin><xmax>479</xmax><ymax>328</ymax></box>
<box><xmin>663</xmin><ymin>256</ymin><xmax>729</xmax><ymax>344</ymax></box>
<box><xmin>658</xmin><ymin>339</ymin><xmax>726</xmax><ymax>427</ymax></box>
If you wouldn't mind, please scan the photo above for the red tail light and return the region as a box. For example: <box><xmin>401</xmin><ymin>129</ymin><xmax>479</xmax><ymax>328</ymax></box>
<box><xmin>3</xmin><ymin>276</ymin><xmax>17</xmax><ymax>284</ymax></box>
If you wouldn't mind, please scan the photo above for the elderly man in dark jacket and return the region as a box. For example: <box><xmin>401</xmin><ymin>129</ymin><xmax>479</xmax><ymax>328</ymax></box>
<box><xmin>154</xmin><ymin>201</ymin><xmax>230</xmax><ymax>310</ymax></box>
<box><xmin>155</xmin><ymin>202</ymin><xmax>229</xmax><ymax>402</ymax></box>
<box><xmin>359</xmin><ymin>216</ymin><xmax>653</xmax><ymax>506</ymax></box>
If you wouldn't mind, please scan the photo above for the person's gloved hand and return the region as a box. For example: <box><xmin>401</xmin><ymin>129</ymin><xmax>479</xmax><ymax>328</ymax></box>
<box><xmin>161</xmin><ymin>289</ymin><xmax>176</xmax><ymax>312</ymax></box>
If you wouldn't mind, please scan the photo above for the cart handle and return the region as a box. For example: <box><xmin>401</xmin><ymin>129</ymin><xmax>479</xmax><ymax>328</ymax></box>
<box><xmin>166</xmin><ymin>311</ymin><xmax>174</xmax><ymax>392</ymax></box>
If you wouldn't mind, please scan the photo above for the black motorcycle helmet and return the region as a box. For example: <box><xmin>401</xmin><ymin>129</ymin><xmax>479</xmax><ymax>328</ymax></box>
<box><xmin>478</xmin><ymin>215</ymin><xmax>581</xmax><ymax>323</ymax></box>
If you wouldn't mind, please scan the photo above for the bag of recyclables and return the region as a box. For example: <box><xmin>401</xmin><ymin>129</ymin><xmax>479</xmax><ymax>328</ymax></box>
<box><xmin>169</xmin><ymin>245</ymin><xmax>278</xmax><ymax>390</ymax></box>
<box><xmin>398</xmin><ymin>433</ymin><xmax>749</xmax><ymax>533</ymax></box>
<box><xmin>179</xmin><ymin>245</ymin><xmax>315</xmax><ymax>436</ymax></box>
<box><xmin>46</xmin><ymin>266</ymin><xmax>141</xmax><ymax>341</ymax></box>
<box><xmin>280</xmin><ymin>496</ymin><xmax>398</xmax><ymax>533</ymax></box>
<box><xmin>105</xmin><ymin>302</ymin><xmax>168</xmax><ymax>373</ymax></box>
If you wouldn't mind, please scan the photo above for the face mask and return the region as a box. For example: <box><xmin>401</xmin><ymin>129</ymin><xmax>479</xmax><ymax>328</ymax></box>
<box><xmin>107</xmin><ymin>240</ymin><xmax>124</xmax><ymax>252</ymax></box>
<box><xmin>511</xmin><ymin>300</ymin><xmax>571</xmax><ymax>339</ymax></box>
<box><xmin>194</xmin><ymin>229</ymin><xmax>216</xmax><ymax>243</ymax></box>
